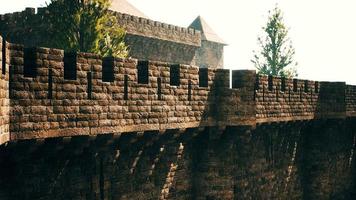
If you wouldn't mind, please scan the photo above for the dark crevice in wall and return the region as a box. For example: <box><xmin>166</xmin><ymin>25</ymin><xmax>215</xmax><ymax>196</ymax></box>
<box><xmin>304</xmin><ymin>80</ymin><xmax>309</xmax><ymax>93</ymax></box>
<box><xmin>102</xmin><ymin>57</ymin><xmax>115</xmax><ymax>82</ymax></box>
<box><xmin>281</xmin><ymin>77</ymin><xmax>286</xmax><ymax>92</ymax></box>
<box><xmin>2</xmin><ymin>38</ymin><xmax>5</xmax><ymax>75</ymax></box>
<box><xmin>188</xmin><ymin>80</ymin><xmax>192</xmax><ymax>101</ymax></box>
<box><xmin>23</xmin><ymin>47</ymin><xmax>37</xmax><ymax>78</ymax></box>
<box><xmin>87</xmin><ymin>72</ymin><xmax>92</xmax><ymax>99</ymax></box>
<box><xmin>157</xmin><ymin>77</ymin><xmax>162</xmax><ymax>100</ymax></box>
<box><xmin>137</xmin><ymin>60</ymin><xmax>149</xmax><ymax>84</ymax></box>
<box><xmin>48</xmin><ymin>69</ymin><xmax>53</xmax><ymax>99</ymax></box>
<box><xmin>199</xmin><ymin>68</ymin><xmax>208</xmax><ymax>87</ymax></box>
<box><xmin>255</xmin><ymin>76</ymin><xmax>260</xmax><ymax>90</ymax></box>
<box><xmin>170</xmin><ymin>64</ymin><xmax>180</xmax><ymax>86</ymax></box>
<box><xmin>124</xmin><ymin>75</ymin><xmax>128</xmax><ymax>100</ymax></box>
<box><xmin>232</xmin><ymin>72</ymin><xmax>244</xmax><ymax>89</ymax></box>
<box><xmin>268</xmin><ymin>75</ymin><xmax>273</xmax><ymax>91</ymax></box>
<box><xmin>64</xmin><ymin>52</ymin><xmax>77</xmax><ymax>80</ymax></box>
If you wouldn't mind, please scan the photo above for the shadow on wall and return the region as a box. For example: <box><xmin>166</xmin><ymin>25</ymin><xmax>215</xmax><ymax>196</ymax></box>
<box><xmin>297</xmin><ymin>119</ymin><xmax>356</xmax><ymax>199</ymax></box>
<box><xmin>315</xmin><ymin>82</ymin><xmax>346</xmax><ymax>119</ymax></box>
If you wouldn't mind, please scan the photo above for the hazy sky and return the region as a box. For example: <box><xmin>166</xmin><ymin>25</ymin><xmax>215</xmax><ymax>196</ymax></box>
<box><xmin>1</xmin><ymin>0</ymin><xmax>356</xmax><ymax>84</ymax></box>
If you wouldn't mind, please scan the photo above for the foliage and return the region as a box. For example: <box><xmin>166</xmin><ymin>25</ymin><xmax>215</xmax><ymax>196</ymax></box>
<box><xmin>251</xmin><ymin>6</ymin><xmax>297</xmax><ymax>78</ymax></box>
<box><xmin>46</xmin><ymin>0</ymin><xmax>128</xmax><ymax>57</ymax></box>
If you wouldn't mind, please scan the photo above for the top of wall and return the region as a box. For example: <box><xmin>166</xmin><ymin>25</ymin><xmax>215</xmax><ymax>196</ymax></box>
<box><xmin>1</xmin><ymin>36</ymin><xmax>356</xmax><ymax>142</ymax></box>
<box><xmin>0</xmin><ymin>7</ymin><xmax>202</xmax><ymax>47</ymax></box>
<box><xmin>115</xmin><ymin>12</ymin><xmax>201</xmax><ymax>46</ymax></box>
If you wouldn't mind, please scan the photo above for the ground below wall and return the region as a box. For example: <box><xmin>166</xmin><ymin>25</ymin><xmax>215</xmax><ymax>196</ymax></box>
<box><xmin>0</xmin><ymin>119</ymin><xmax>355</xmax><ymax>200</ymax></box>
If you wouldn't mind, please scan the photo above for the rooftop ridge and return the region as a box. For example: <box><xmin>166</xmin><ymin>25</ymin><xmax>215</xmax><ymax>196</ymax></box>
<box><xmin>189</xmin><ymin>15</ymin><xmax>226</xmax><ymax>45</ymax></box>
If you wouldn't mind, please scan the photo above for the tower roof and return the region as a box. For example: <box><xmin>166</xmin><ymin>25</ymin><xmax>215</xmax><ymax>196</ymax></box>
<box><xmin>110</xmin><ymin>0</ymin><xmax>148</xmax><ymax>19</ymax></box>
<box><xmin>189</xmin><ymin>16</ymin><xmax>226</xmax><ymax>45</ymax></box>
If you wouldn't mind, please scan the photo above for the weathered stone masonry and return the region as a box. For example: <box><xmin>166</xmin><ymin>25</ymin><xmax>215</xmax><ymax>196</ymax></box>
<box><xmin>0</xmin><ymin>6</ymin><xmax>225</xmax><ymax>69</ymax></box>
<box><xmin>4</xmin><ymin>40</ymin><xmax>253</xmax><ymax>141</ymax></box>
<box><xmin>0</xmin><ymin>36</ymin><xmax>355</xmax><ymax>199</ymax></box>
<box><xmin>0</xmin><ymin>37</ymin><xmax>10</xmax><ymax>145</ymax></box>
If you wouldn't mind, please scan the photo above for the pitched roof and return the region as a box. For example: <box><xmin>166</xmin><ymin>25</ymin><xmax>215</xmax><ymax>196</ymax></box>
<box><xmin>189</xmin><ymin>16</ymin><xmax>226</xmax><ymax>45</ymax></box>
<box><xmin>110</xmin><ymin>0</ymin><xmax>148</xmax><ymax>19</ymax></box>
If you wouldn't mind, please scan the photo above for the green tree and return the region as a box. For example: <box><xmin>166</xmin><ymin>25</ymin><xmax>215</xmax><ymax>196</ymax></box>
<box><xmin>46</xmin><ymin>0</ymin><xmax>128</xmax><ymax>57</ymax></box>
<box><xmin>251</xmin><ymin>6</ymin><xmax>297</xmax><ymax>78</ymax></box>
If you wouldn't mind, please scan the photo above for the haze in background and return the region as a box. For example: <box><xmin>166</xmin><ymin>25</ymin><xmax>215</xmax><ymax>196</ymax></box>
<box><xmin>1</xmin><ymin>0</ymin><xmax>356</xmax><ymax>84</ymax></box>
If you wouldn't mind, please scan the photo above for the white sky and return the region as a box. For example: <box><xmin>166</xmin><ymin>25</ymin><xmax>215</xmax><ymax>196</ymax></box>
<box><xmin>1</xmin><ymin>0</ymin><xmax>356</xmax><ymax>84</ymax></box>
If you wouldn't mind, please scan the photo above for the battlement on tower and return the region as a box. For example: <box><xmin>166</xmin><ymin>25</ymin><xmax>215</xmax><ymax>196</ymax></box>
<box><xmin>114</xmin><ymin>12</ymin><xmax>201</xmax><ymax>46</ymax></box>
<box><xmin>0</xmin><ymin>5</ymin><xmax>230</xmax><ymax>68</ymax></box>
<box><xmin>0</xmin><ymin>7</ymin><xmax>201</xmax><ymax>47</ymax></box>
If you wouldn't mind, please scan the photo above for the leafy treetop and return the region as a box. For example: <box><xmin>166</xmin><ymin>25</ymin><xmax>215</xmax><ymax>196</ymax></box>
<box><xmin>46</xmin><ymin>0</ymin><xmax>128</xmax><ymax>58</ymax></box>
<box><xmin>252</xmin><ymin>6</ymin><xmax>297</xmax><ymax>78</ymax></box>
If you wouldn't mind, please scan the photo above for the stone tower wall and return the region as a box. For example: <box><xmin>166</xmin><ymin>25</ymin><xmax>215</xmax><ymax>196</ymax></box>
<box><xmin>114</xmin><ymin>12</ymin><xmax>201</xmax><ymax>46</ymax></box>
<box><xmin>0</xmin><ymin>7</ymin><xmax>224</xmax><ymax>68</ymax></box>
<box><xmin>192</xmin><ymin>40</ymin><xmax>224</xmax><ymax>68</ymax></box>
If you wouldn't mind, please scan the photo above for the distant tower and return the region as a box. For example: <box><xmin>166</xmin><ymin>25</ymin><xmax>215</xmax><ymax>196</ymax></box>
<box><xmin>189</xmin><ymin>16</ymin><xmax>227</xmax><ymax>69</ymax></box>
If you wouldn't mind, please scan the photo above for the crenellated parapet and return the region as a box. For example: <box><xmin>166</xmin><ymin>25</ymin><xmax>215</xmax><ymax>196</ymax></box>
<box><xmin>114</xmin><ymin>12</ymin><xmax>201</xmax><ymax>46</ymax></box>
<box><xmin>0</xmin><ymin>8</ymin><xmax>44</xmax><ymax>47</ymax></box>
<box><xmin>0</xmin><ymin>7</ymin><xmax>202</xmax><ymax>62</ymax></box>
<box><xmin>0</xmin><ymin>37</ymin><xmax>355</xmax><ymax>144</ymax></box>
<box><xmin>0</xmin><ymin>7</ymin><xmax>201</xmax><ymax>47</ymax></box>
<box><xmin>2</xmin><ymin>38</ymin><xmax>253</xmax><ymax>143</ymax></box>
<box><xmin>254</xmin><ymin>74</ymin><xmax>350</xmax><ymax>123</ymax></box>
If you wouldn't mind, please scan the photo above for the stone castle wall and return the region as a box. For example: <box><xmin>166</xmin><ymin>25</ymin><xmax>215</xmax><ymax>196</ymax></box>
<box><xmin>114</xmin><ymin>12</ymin><xmax>201</xmax><ymax>47</ymax></box>
<box><xmin>0</xmin><ymin>36</ymin><xmax>354</xmax><ymax>143</ymax></box>
<box><xmin>0</xmin><ymin>7</ymin><xmax>224</xmax><ymax>68</ymax></box>
<box><xmin>0</xmin><ymin>38</ymin><xmax>9</xmax><ymax>145</ymax></box>
<box><xmin>123</xmin><ymin>35</ymin><xmax>199</xmax><ymax>65</ymax></box>
<box><xmin>4</xmin><ymin>37</ymin><xmax>254</xmax><ymax>142</ymax></box>
<box><xmin>0</xmin><ymin>8</ymin><xmax>46</xmax><ymax>47</ymax></box>
<box><xmin>192</xmin><ymin>40</ymin><xmax>224</xmax><ymax>68</ymax></box>
<box><xmin>0</xmin><ymin>34</ymin><xmax>355</xmax><ymax>199</ymax></box>
<box><xmin>0</xmin><ymin>120</ymin><xmax>355</xmax><ymax>199</ymax></box>
<box><xmin>255</xmin><ymin>75</ymin><xmax>349</xmax><ymax>123</ymax></box>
